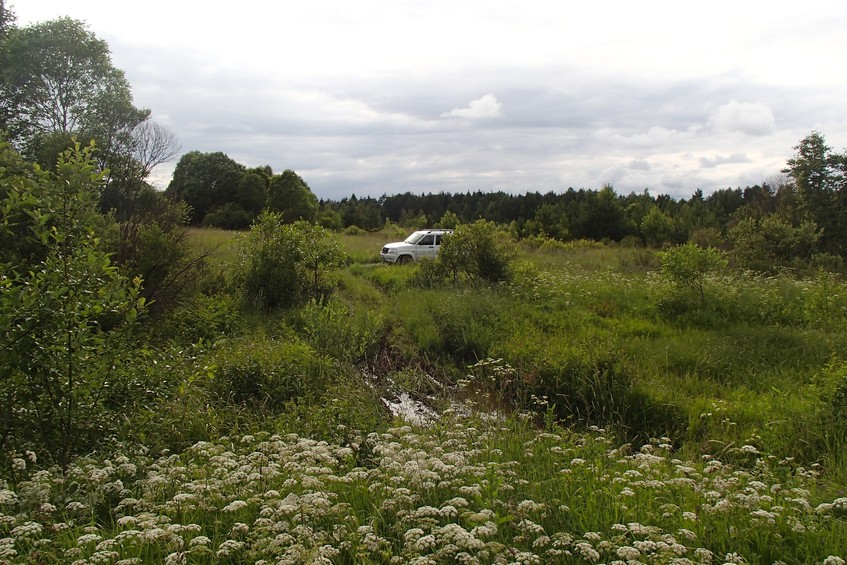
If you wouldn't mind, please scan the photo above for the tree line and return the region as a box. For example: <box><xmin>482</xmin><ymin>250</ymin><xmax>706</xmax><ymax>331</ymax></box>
<box><xmin>168</xmin><ymin>132</ymin><xmax>847</xmax><ymax>273</ymax></box>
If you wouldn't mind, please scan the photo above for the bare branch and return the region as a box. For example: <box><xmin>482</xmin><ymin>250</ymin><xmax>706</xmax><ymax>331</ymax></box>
<box><xmin>130</xmin><ymin>120</ymin><xmax>181</xmax><ymax>180</ymax></box>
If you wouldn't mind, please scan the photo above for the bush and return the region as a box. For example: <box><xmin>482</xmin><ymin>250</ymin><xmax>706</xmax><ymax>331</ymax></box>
<box><xmin>343</xmin><ymin>224</ymin><xmax>367</xmax><ymax>235</ymax></box>
<box><xmin>211</xmin><ymin>337</ymin><xmax>334</xmax><ymax>409</ymax></box>
<box><xmin>0</xmin><ymin>140</ymin><xmax>145</xmax><ymax>469</ymax></box>
<box><xmin>659</xmin><ymin>242</ymin><xmax>727</xmax><ymax>302</ymax></box>
<box><xmin>296</xmin><ymin>299</ymin><xmax>385</xmax><ymax>363</ymax></box>
<box><xmin>160</xmin><ymin>293</ymin><xmax>242</xmax><ymax>344</ymax></box>
<box><xmin>202</xmin><ymin>202</ymin><xmax>255</xmax><ymax>229</ymax></box>
<box><xmin>434</xmin><ymin>219</ymin><xmax>515</xmax><ymax>286</ymax></box>
<box><xmin>236</xmin><ymin>212</ymin><xmax>347</xmax><ymax>311</ymax></box>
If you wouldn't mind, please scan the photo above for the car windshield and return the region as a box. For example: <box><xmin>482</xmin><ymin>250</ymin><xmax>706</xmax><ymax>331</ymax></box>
<box><xmin>404</xmin><ymin>231</ymin><xmax>426</xmax><ymax>244</ymax></box>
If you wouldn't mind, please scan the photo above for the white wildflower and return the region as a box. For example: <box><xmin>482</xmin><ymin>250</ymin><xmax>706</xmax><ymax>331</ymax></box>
<box><xmin>215</xmin><ymin>539</ymin><xmax>243</xmax><ymax>558</ymax></box>
<box><xmin>11</xmin><ymin>522</ymin><xmax>43</xmax><ymax>539</ymax></box>
<box><xmin>574</xmin><ymin>541</ymin><xmax>600</xmax><ymax>562</ymax></box>
<box><xmin>222</xmin><ymin>500</ymin><xmax>248</xmax><ymax>513</ymax></box>
<box><xmin>617</xmin><ymin>546</ymin><xmax>641</xmax><ymax>560</ymax></box>
<box><xmin>164</xmin><ymin>551</ymin><xmax>185</xmax><ymax>565</ymax></box>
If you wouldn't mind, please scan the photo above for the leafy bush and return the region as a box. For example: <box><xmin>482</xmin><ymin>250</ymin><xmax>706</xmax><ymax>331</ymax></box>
<box><xmin>728</xmin><ymin>215</ymin><xmax>820</xmax><ymax>273</ymax></box>
<box><xmin>342</xmin><ymin>224</ymin><xmax>367</xmax><ymax>235</ymax></box>
<box><xmin>296</xmin><ymin>299</ymin><xmax>385</xmax><ymax>363</ymax></box>
<box><xmin>160</xmin><ymin>293</ymin><xmax>242</xmax><ymax>344</ymax></box>
<box><xmin>659</xmin><ymin>242</ymin><xmax>727</xmax><ymax>302</ymax></box>
<box><xmin>433</xmin><ymin>219</ymin><xmax>515</xmax><ymax>286</ymax></box>
<box><xmin>0</xmin><ymin>140</ymin><xmax>145</xmax><ymax>469</ymax></box>
<box><xmin>236</xmin><ymin>212</ymin><xmax>347</xmax><ymax>311</ymax></box>
<box><xmin>202</xmin><ymin>202</ymin><xmax>254</xmax><ymax>229</ymax></box>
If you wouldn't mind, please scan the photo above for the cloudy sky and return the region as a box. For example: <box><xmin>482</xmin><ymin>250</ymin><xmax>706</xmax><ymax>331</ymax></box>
<box><xmin>13</xmin><ymin>0</ymin><xmax>847</xmax><ymax>201</ymax></box>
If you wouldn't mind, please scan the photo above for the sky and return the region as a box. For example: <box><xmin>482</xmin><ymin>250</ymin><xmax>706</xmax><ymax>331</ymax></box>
<box><xmin>12</xmin><ymin>0</ymin><xmax>847</xmax><ymax>201</ymax></box>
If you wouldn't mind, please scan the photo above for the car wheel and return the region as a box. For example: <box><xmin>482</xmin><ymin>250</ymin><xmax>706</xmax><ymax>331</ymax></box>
<box><xmin>397</xmin><ymin>255</ymin><xmax>412</xmax><ymax>264</ymax></box>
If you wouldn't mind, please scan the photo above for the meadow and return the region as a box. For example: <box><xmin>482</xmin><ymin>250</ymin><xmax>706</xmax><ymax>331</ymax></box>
<box><xmin>2</xmin><ymin>227</ymin><xmax>847</xmax><ymax>564</ymax></box>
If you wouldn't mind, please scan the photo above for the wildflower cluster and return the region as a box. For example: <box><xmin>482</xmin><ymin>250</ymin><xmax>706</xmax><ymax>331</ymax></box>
<box><xmin>0</xmin><ymin>414</ymin><xmax>845</xmax><ymax>563</ymax></box>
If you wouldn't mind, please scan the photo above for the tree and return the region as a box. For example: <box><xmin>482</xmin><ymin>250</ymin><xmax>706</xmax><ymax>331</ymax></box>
<box><xmin>0</xmin><ymin>0</ymin><xmax>14</xmax><ymax>37</ymax></box>
<box><xmin>640</xmin><ymin>206</ymin><xmax>675</xmax><ymax>247</ymax></box>
<box><xmin>573</xmin><ymin>185</ymin><xmax>630</xmax><ymax>241</ymax></box>
<box><xmin>166</xmin><ymin>151</ymin><xmax>246</xmax><ymax>224</ymax></box>
<box><xmin>267</xmin><ymin>169</ymin><xmax>318</xmax><ymax>223</ymax></box>
<box><xmin>0</xmin><ymin>18</ymin><xmax>148</xmax><ymax>157</ymax></box>
<box><xmin>784</xmin><ymin>132</ymin><xmax>847</xmax><ymax>255</ymax></box>
<box><xmin>532</xmin><ymin>202</ymin><xmax>569</xmax><ymax>240</ymax></box>
<box><xmin>0</xmin><ymin>140</ymin><xmax>144</xmax><ymax>469</ymax></box>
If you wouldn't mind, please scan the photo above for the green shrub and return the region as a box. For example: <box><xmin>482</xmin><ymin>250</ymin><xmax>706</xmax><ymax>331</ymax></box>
<box><xmin>435</xmin><ymin>219</ymin><xmax>515</xmax><ymax>286</ymax></box>
<box><xmin>362</xmin><ymin>263</ymin><xmax>417</xmax><ymax>292</ymax></box>
<box><xmin>0</xmin><ymin>140</ymin><xmax>145</xmax><ymax>470</ymax></box>
<box><xmin>202</xmin><ymin>202</ymin><xmax>254</xmax><ymax>229</ymax></box>
<box><xmin>236</xmin><ymin>212</ymin><xmax>347</xmax><ymax>311</ymax></box>
<box><xmin>495</xmin><ymin>336</ymin><xmax>635</xmax><ymax>425</ymax></box>
<box><xmin>343</xmin><ymin>224</ymin><xmax>367</xmax><ymax>235</ymax></box>
<box><xmin>659</xmin><ymin>242</ymin><xmax>727</xmax><ymax>303</ymax></box>
<box><xmin>160</xmin><ymin>293</ymin><xmax>241</xmax><ymax>344</ymax></box>
<box><xmin>297</xmin><ymin>299</ymin><xmax>385</xmax><ymax>363</ymax></box>
<box><xmin>392</xmin><ymin>289</ymin><xmax>505</xmax><ymax>364</ymax></box>
<box><xmin>276</xmin><ymin>378</ymin><xmax>390</xmax><ymax>448</ymax></box>
<box><xmin>211</xmin><ymin>337</ymin><xmax>334</xmax><ymax>409</ymax></box>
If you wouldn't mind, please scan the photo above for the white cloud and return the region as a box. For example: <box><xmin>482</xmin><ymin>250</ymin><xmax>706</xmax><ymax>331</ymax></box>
<box><xmin>710</xmin><ymin>101</ymin><xmax>776</xmax><ymax>136</ymax></box>
<box><xmin>442</xmin><ymin>94</ymin><xmax>503</xmax><ymax>119</ymax></box>
<box><xmin>699</xmin><ymin>153</ymin><xmax>751</xmax><ymax>168</ymax></box>
<box><xmin>628</xmin><ymin>159</ymin><xmax>651</xmax><ymax>170</ymax></box>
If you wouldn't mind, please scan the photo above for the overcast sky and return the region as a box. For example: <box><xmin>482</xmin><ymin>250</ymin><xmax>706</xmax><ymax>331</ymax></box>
<box><xmin>13</xmin><ymin>1</ymin><xmax>847</xmax><ymax>201</ymax></box>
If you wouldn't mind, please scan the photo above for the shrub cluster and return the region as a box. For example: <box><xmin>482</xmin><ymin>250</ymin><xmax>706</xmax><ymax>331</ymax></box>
<box><xmin>236</xmin><ymin>212</ymin><xmax>347</xmax><ymax>311</ymax></box>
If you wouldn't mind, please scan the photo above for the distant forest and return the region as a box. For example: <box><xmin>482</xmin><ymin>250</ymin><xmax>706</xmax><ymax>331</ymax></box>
<box><xmin>164</xmin><ymin>148</ymin><xmax>788</xmax><ymax>244</ymax></box>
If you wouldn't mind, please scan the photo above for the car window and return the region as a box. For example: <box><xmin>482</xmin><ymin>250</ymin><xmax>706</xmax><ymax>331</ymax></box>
<box><xmin>418</xmin><ymin>234</ymin><xmax>434</xmax><ymax>246</ymax></box>
<box><xmin>434</xmin><ymin>234</ymin><xmax>442</xmax><ymax>245</ymax></box>
<box><xmin>404</xmin><ymin>232</ymin><xmax>425</xmax><ymax>244</ymax></box>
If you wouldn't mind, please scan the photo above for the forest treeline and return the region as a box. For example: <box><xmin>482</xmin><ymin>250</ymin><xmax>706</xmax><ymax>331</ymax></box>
<box><xmin>166</xmin><ymin>131</ymin><xmax>847</xmax><ymax>274</ymax></box>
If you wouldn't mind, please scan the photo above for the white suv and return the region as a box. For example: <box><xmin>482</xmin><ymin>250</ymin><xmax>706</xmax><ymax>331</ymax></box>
<box><xmin>380</xmin><ymin>229</ymin><xmax>453</xmax><ymax>264</ymax></box>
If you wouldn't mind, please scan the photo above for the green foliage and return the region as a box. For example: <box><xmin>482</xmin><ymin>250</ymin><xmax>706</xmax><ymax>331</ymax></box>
<box><xmin>166</xmin><ymin>151</ymin><xmax>247</xmax><ymax>224</ymax></box>
<box><xmin>435</xmin><ymin>219</ymin><xmax>515</xmax><ymax>286</ymax></box>
<box><xmin>210</xmin><ymin>336</ymin><xmax>334</xmax><ymax>409</ymax></box>
<box><xmin>728</xmin><ymin>214</ymin><xmax>820</xmax><ymax>272</ymax></box>
<box><xmin>159</xmin><ymin>293</ymin><xmax>241</xmax><ymax>344</ymax></box>
<box><xmin>0</xmin><ymin>17</ymin><xmax>147</xmax><ymax>156</ymax></box>
<box><xmin>277</xmin><ymin>378</ymin><xmax>389</xmax><ymax>447</ymax></box>
<box><xmin>342</xmin><ymin>224</ymin><xmax>367</xmax><ymax>235</ymax></box>
<box><xmin>236</xmin><ymin>212</ymin><xmax>347</xmax><ymax>311</ymax></box>
<box><xmin>784</xmin><ymin>131</ymin><xmax>847</xmax><ymax>255</ymax></box>
<box><xmin>640</xmin><ymin>206</ymin><xmax>675</xmax><ymax>247</ymax></box>
<box><xmin>202</xmin><ymin>201</ymin><xmax>254</xmax><ymax>229</ymax></box>
<box><xmin>107</xmin><ymin>189</ymin><xmax>204</xmax><ymax>315</ymax></box>
<box><xmin>267</xmin><ymin>169</ymin><xmax>318</xmax><ymax>223</ymax></box>
<box><xmin>659</xmin><ymin>242</ymin><xmax>727</xmax><ymax>302</ymax></box>
<box><xmin>435</xmin><ymin>209</ymin><xmax>460</xmax><ymax>229</ymax></box>
<box><xmin>296</xmin><ymin>298</ymin><xmax>385</xmax><ymax>363</ymax></box>
<box><xmin>0</xmin><ymin>140</ymin><xmax>145</xmax><ymax>469</ymax></box>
